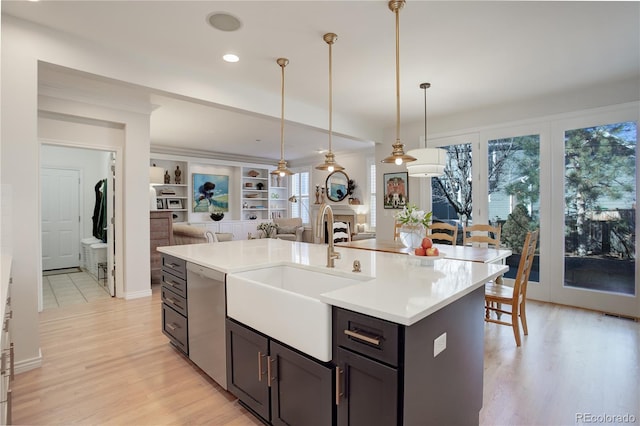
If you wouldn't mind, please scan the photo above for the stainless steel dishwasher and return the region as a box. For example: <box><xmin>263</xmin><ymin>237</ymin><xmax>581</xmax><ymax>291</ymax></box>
<box><xmin>186</xmin><ymin>262</ymin><xmax>227</xmax><ymax>390</ymax></box>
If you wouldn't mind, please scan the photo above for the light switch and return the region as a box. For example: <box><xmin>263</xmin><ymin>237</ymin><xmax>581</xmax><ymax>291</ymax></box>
<box><xmin>434</xmin><ymin>332</ymin><xmax>447</xmax><ymax>357</ymax></box>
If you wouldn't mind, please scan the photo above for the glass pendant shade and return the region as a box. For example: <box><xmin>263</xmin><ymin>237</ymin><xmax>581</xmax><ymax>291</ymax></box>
<box><xmin>316</xmin><ymin>33</ymin><xmax>344</xmax><ymax>172</ymax></box>
<box><xmin>271</xmin><ymin>57</ymin><xmax>293</xmax><ymax>177</ymax></box>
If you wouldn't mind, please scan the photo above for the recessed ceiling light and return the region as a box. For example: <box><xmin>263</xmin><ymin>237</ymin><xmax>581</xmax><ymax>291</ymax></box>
<box><xmin>223</xmin><ymin>54</ymin><xmax>239</xmax><ymax>63</ymax></box>
<box><xmin>207</xmin><ymin>13</ymin><xmax>242</xmax><ymax>32</ymax></box>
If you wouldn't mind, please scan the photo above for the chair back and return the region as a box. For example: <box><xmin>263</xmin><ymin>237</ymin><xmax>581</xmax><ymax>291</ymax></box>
<box><xmin>393</xmin><ymin>220</ymin><xmax>402</xmax><ymax>241</ymax></box>
<box><xmin>428</xmin><ymin>222</ymin><xmax>458</xmax><ymax>246</ymax></box>
<box><xmin>333</xmin><ymin>221</ymin><xmax>351</xmax><ymax>243</ymax></box>
<box><xmin>512</xmin><ymin>229</ymin><xmax>539</xmax><ymax>305</ymax></box>
<box><xmin>463</xmin><ymin>223</ymin><xmax>501</xmax><ymax>248</ymax></box>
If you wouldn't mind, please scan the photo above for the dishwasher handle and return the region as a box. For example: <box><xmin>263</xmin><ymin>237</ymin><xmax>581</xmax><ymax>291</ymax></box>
<box><xmin>187</xmin><ymin>262</ymin><xmax>225</xmax><ymax>281</ymax></box>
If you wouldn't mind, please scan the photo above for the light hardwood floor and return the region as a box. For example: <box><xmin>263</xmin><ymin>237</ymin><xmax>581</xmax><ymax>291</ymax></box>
<box><xmin>13</xmin><ymin>286</ymin><xmax>639</xmax><ymax>425</ymax></box>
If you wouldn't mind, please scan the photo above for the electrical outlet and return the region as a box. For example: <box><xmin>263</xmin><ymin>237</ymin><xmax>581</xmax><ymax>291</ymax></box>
<box><xmin>434</xmin><ymin>332</ymin><xmax>447</xmax><ymax>357</ymax></box>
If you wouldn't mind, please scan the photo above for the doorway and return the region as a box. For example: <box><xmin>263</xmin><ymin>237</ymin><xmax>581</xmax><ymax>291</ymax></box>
<box><xmin>40</xmin><ymin>144</ymin><xmax>117</xmax><ymax>309</ymax></box>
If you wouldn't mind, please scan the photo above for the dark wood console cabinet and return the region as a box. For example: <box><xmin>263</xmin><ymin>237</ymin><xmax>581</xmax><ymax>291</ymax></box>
<box><xmin>150</xmin><ymin>211</ymin><xmax>174</xmax><ymax>284</ymax></box>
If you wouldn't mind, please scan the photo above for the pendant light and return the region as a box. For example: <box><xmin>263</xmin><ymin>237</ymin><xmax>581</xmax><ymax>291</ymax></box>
<box><xmin>406</xmin><ymin>82</ymin><xmax>447</xmax><ymax>177</ymax></box>
<box><xmin>271</xmin><ymin>57</ymin><xmax>293</xmax><ymax>177</ymax></box>
<box><xmin>381</xmin><ymin>0</ymin><xmax>416</xmax><ymax>166</ymax></box>
<box><xmin>315</xmin><ymin>32</ymin><xmax>344</xmax><ymax>172</ymax></box>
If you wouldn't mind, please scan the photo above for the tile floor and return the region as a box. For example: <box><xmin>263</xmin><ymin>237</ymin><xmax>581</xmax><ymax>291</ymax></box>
<box><xmin>43</xmin><ymin>270</ymin><xmax>111</xmax><ymax>310</ymax></box>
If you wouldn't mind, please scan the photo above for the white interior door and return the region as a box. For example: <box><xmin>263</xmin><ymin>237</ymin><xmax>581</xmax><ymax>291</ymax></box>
<box><xmin>42</xmin><ymin>168</ymin><xmax>80</xmax><ymax>270</ymax></box>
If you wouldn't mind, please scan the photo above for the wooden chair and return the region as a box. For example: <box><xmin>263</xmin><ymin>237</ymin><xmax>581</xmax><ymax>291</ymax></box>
<box><xmin>393</xmin><ymin>220</ymin><xmax>402</xmax><ymax>241</ymax></box>
<box><xmin>428</xmin><ymin>222</ymin><xmax>458</xmax><ymax>246</ymax></box>
<box><xmin>484</xmin><ymin>229</ymin><xmax>539</xmax><ymax>347</ymax></box>
<box><xmin>333</xmin><ymin>221</ymin><xmax>351</xmax><ymax>243</ymax></box>
<box><xmin>463</xmin><ymin>223</ymin><xmax>501</xmax><ymax>248</ymax></box>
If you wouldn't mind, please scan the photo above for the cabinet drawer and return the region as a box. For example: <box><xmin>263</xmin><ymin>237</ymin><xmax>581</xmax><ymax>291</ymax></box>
<box><xmin>161</xmin><ymin>287</ymin><xmax>187</xmax><ymax>316</ymax></box>
<box><xmin>161</xmin><ymin>271</ymin><xmax>186</xmax><ymax>298</ymax></box>
<box><xmin>162</xmin><ymin>304</ymin><xmax>188</xmax><ymax>354</ymax></box>
<box><xmin>333</xmin><ymin>307</ymin><xmax>400</xmax><ymax>367</ymax></box>
<box><xmin>161</xmin><ymin>254</ymin><xmax>186</xmax><ymax>280</ymax></box>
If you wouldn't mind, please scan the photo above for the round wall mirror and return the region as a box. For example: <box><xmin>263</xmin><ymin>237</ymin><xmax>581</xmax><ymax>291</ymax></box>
<box><xmin>326</xmin><ymin>170</ymin><xmax>349</xmax><ymax>202</ymax></box>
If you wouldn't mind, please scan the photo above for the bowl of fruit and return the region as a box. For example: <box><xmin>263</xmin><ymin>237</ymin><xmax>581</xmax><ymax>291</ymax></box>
<box><xmin>409</xmin><ymin>237</ymin><xmax>446</xmax><ymax>266</ymax></box>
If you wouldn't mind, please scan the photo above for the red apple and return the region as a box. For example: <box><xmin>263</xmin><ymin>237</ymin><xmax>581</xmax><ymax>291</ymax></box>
<box><xmin>414</xmin><ymin>247</ymin><xmax>427</xmax><ymax>256</ymax></box>
<box><xmin>425</xmin><ymin>247</ymin><xmax>440</xmax><ymax>257</ymax></box>
<box><xmin>421</xmin><ymin>237</ymin><xmax>433</xmax><ymax>249</ymax></box>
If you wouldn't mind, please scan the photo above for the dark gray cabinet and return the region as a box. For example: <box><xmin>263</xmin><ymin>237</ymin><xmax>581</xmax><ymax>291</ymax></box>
<box><xmin>226</xmin><ymin>318</ymin><xmax>333</xmax><ymax>426</ymax></box>
<box><xmin>333</xmin><ymin>286</ymin><xmax>485</xmax><ymax>426</ymax></box>
<box><xmin>161</xmin><ymin>254</ymin><xmax>188</xmax><ymax>355</ymax></box>
<box><xmin>335</xmin><ymin>346</ymin><xmax>398</xmax><ymax>426</ymax></box>
<box><xmin>333</xmin><ymin>307</ymin><xmax>400</xmax><ymax>426</ymax></box>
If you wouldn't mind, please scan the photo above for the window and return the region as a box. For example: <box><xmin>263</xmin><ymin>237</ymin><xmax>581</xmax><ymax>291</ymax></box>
<box><xmin>369</xmin><ymin>161</ymin><xmax>376</xmax><ymax>229</ymax></box>
<box><xmin>290</xmin><ymin>170</ymin><xmax>310</xmax><ymax>225</ymax></box>
<box><xmin>563</xmin><ymin>121</ymin><xmax>636</xmax><ymax>295</ymax></box>
<box><xmin>431</xmin><ymin>143</ymin><xmax>473</xmax><ymax>224</ymax></box>
<box><xmin>487</xmin><ymin>135</ymin><xmax>540</xmax><ymax>281</ymax></box>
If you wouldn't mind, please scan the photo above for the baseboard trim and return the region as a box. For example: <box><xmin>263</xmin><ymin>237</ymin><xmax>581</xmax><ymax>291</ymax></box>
<box><xmin>124</xmin><ymin>289</ymin><xmax>152</xmax><ymax>300</ymax></box>
<box><xmin>15</xmin><ymin>349</ymin><xmax>43</xmax><ymax>374</ymax></box>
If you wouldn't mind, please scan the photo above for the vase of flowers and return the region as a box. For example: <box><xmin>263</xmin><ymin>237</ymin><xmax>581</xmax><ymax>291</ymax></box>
<box><xmin>257</xmin><ymin>222</ymin><xmax>278</xmax><ymax>238</ymax></box>
<box><xmin>395</xmin><ymin>204</ymin><xmax>432</xmax><ymax>249</ymax></box>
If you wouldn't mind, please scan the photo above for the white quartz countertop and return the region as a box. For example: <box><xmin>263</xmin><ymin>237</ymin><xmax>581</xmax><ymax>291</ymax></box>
<box><xmin>158</xmin><ymin>239</ymin><xmax>508</xmax><ymax>326</ymax></box>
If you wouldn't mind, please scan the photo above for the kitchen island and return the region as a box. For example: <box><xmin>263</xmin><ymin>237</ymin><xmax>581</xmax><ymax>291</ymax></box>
<box><xmin>158</xmin><ymin>238</ymin><xmax>507</xmax><ymax>425</ymax></box>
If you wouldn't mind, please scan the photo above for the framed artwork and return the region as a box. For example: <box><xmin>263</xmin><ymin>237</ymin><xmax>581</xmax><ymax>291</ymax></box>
<box><xmin>383</xmin><ymin>172</ymin><xmax>408</xmax><ymax>209</ymax></box>
<box><xmin>156</xmin><ymin>199</ymin><xmax>165</xmax><ymax>209</ymax></box>
<box><xmin>192</xmin><ymin>173</ymin><xmax>229</xmax><ymax>213</ymax></box>
<box><xmin>166</xmin><ymin>198</ymin><xmax>183</xmax><ymax>209</ymax></box>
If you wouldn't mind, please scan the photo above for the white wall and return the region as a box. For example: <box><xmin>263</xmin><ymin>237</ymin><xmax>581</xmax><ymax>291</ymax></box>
<box><xmin>2</xmin><ymin>18</ymin><xmax>153</xmax><ymax>371</ymax></box>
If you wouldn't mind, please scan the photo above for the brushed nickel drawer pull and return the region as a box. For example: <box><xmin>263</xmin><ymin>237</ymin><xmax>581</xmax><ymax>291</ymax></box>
<box><xmin>335</xmin><ymin>367</ymin><xmax>343</xmax><ymax>406</ymax></box>
<box><xmin>257</xmin><ymin>351</ymin><xmax>266</xmax><ymax>382</ymax></box>
<box><xmin>165</xmin><ymin>297</ymin><xmax>177</xmax><ymax>306</ymax></box>
<box><xmin>166</xmin><ymin>262</ymin><xmax>180</xmax><ymax>270</ymax></box>
<box><xmin>344</xmin><ymin>329</ymin><xmax>381</xmax><ymax>346</ymax></box>
<box><xmin>166</xmin><ymin>323</ymin><xmax>178</xmax><ymax>331</ymax></box>
<box><xmin>267</xmin><ymin>356</ymin><xmax>276</xmax><ymax>387</ymax></box>
<box><xmin>164</xmin><ymin>280</ymin><xmax>176</xmax><ymax>287</ymax></box>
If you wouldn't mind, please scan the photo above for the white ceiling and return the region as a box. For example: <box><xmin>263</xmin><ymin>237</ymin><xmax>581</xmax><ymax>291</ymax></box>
<box><xmin>4</xmin><ymin>1</ymin><xmax>639</xmax><ymax>163</ymax></box>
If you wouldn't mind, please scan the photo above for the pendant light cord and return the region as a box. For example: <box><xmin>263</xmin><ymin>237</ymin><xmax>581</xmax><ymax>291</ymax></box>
<box><xmin>395</xmin><ymin>6</ymin><xmax>401</xmax><ymax>143</ymax></box>
<box><xmin>423</xmin><ymin>84</ymin><xmax>427</xmax><ymax>149</ymax></box>
<box><xmin>280</xmin><ymin>61</ymin><xmax>285</xmax><ymax>161</ymax></box>
<box><xmin>328</xmin><ymin>38</ymin><xmax>333</xmax><ymax>153</ymax></box>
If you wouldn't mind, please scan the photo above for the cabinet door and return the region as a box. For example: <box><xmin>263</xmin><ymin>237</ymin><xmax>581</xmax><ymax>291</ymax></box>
<box><xmin>270</xmin><ymin>341</ymin><xmax>333</xmax><ymax>426</ymax></box>
<box><xmin>226</xmin><ymin>319</ymin><xmax>270</xmax><ymax>420</ymax></box>
<box><xmin>336</xmin><ymin>347</ymin><xmax>398</xmax><ymax>426</ymax></box>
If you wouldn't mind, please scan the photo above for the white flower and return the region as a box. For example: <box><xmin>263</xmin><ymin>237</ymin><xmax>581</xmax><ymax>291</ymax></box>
<box><xmin>395</xmin><ymin>204</ymin><xmax>432</xmax><ymax>228</ymax></box>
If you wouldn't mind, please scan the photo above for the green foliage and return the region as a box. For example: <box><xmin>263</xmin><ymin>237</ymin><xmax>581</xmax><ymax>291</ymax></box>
<box><xmin>565</xmin><ymin>123</ymin><xmax>636</xmax><ymax>256</ymax></box>
<box><xmin>502</xmin><ymin>204</ymin><xmax>534</xmax><ymax>252</ymax></box>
